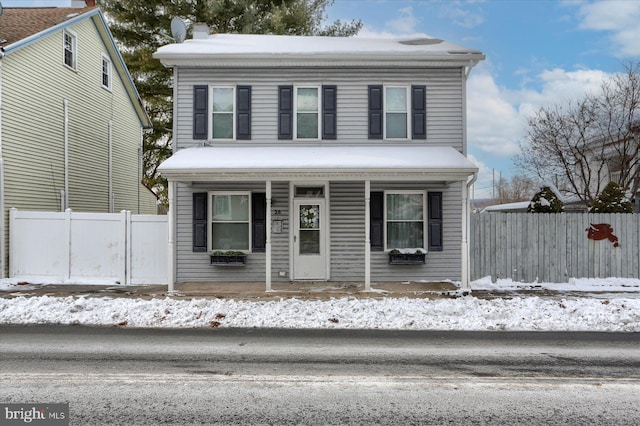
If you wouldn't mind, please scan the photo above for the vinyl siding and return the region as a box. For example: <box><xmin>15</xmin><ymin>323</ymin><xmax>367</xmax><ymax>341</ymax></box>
<box><xmin>174</xmin><ymin>67</ymin><xmax>463</xmax><ymax>149</ymax></box>
<box><xmin>175</xmin><ymin>182</ymin><xmax>290</xmax><ymax>283</ymax></box>
<box><xmin>175</xmin><ymin>181</ymin><xmax>462</xmax><ymax>283</ymax></box>
<box><xmin>2</xmin><ymin>18</ymin><xmax>149</xmax><ymax>215</ymax></box>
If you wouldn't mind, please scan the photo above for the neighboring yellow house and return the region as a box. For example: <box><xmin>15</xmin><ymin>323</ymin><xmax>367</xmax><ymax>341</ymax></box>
<box><xmin>0</xmin><ymin>2</ymin><xmax>156</xmax><ymax>277</ymax></box>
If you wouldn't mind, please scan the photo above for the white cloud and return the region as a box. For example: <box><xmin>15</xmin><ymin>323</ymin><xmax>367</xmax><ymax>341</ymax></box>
<box><xmin>438</xmin><ymin>1</ymin><xmax>485</xmax><ymax>29</ymax></box>
<box><xmin>467</xmin><ymin>154</ymin><xmax>495</xmax><ymax>200</ymax></box>
<box><xmin>577</xmin><ymin>0</ymin><xmax>640</xmax><ymax>57</ymax></box>
<box><xmin>385</xmin><ymin>6</ymin><xmax>420</xmax><ymax>34</ymax></box>
<box><xmin>467</xmin><ymin>64</ymin><xmax>610</xmax><ymax>159</ymax></box>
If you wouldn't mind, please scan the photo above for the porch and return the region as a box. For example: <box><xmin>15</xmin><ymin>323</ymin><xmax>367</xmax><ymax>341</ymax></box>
<box><xmin>158</xmin><ymin>145</ymin><xmax>478</xmax><ymax>293</ymax></box>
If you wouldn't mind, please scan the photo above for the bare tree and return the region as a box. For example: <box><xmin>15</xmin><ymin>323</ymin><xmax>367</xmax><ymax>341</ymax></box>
<box><xmin>516</xmin><ymin>62</ymin><xmax>640</xmax><ymax>207</ymax></box>
<box><xmin>495</xmin><ymin>174</ymin><xmax>538</xmax><ymax>204</ymax></box>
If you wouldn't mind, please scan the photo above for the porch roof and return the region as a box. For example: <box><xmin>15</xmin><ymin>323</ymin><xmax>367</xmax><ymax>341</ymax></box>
<box><xmin>158</xmin><ymin>145</ymin><xmax>478</xmax><ymax>182</ymax></box>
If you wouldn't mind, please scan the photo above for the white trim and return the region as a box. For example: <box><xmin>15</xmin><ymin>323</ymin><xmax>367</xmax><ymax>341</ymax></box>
<box><xmin>289</xmin><ymin>181</ymin><xmax>330</xmax><ymax>280</ymax></box>
<box><xmin>266</xmin><ymin>182</ymin><xmax>272</xmax><ymax>291</ymax></box>
<box><xmin>383</xmin><ymin>190</ymin><xmax>427</xmax><ymax>252</ymax></box>
<box><xmin>62</xmin><ymin>29</ymin><xmax>78</xmax><ymax>71</ymax></box>
<box><xmin>207</xmin><ymin>191</ymin><xmax>252</xmax><ymax>253</ymax></box>
<box><xmin>209</xmin><ymin>86</ymin><xmax>236</xmax><ymax>140</ymax></box>
<box><xmin>383</xmin><ymin>85</ymin><xmax>410</xmax><ymax>140</ymax></box>
<box><xmin>364</xmin><ymin>180</ymin><xmax>371</xmax><ymax>292</ymax></box>
<box><xmin>101</xmin><ymin>54</ymin><xmax>113</xmax><ymax>91</ymax></box>
<box><xmin>293</xmin><ymin>85</ymin><xmax>321</xmax><ymax>140</ymax></box>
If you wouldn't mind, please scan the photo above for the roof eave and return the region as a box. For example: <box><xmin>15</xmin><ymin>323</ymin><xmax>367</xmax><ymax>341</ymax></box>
<box><xmin>159</xmin><ymin>167</ymin><xmax>478</xmax><ymax>183</ymax></box>
<box><xmin>153</xmin><ymin>52</ymin><xmax>486</xmax><ymax>68</ymax></box>
<box><xmin>2</xmin><ymin>8</ymin><xmax>101</xmax><ymax>55</ymax></box>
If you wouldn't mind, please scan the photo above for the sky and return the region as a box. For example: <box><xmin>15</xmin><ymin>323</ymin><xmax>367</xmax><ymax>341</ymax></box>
<box><xmin>5</xmin><ymin>0</ymin><xmax>640</xmax><ymax>198</ymax></box>
<box><xmin>327</xmin><ymin>0</ymin><xmax>640</xmax><ymax>198</ymax></box>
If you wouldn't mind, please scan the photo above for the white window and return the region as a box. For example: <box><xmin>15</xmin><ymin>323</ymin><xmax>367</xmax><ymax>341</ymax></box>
<box><xmin>384</xmin><ymin>191</ymin><xmax>425</xmax><ymax>250</ymax></box>
<box><xmin>295</xmin><ymin>86</ymin><xmax>320</xmax><ymax>139</ymax></box>
<box><xmin>384</xmin><ymin>86</ymin><xmax>409</xmax><ymax>139</ymax></box>
<box><xmin>211</xmin><ymin>86</ymin><xmax>235</xmax><ymax>139</ymax></box>
<box><xmin>63</xmin><ymin>29</ymin><xmax>77</xmax><ymax>70</ymax></box>
<box><xmin>101</xmin><ymin>55</ymin><xmax>112</xmax><ymax>90</ymax></box>
<box><xmin>209</xmin><ymin>192</ymin><xmax>251</xmax><ymax>251</ymax></box>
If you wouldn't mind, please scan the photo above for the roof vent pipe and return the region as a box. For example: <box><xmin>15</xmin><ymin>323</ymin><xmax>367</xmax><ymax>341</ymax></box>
<box><xmin>192</xmin><ymin>23</ymin><xmax>210</xmax><ymax>40</ymax></box>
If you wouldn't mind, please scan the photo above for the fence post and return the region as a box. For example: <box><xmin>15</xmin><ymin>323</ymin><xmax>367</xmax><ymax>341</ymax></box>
<box><xmin>8</xmin><ymin>208</ymin><xmax>17</xmax><ymax>277</ymax></box>
<box><xmin>125</xmin><ymin>210</ymin><xmax>132</xmax><ymax>286</ymax></box>
<box><xmin>64</xmin><ymin>208</ymin><xmax>72</xmax><ymax>282</ymax></box>
<box><xmin>119</xmin><ymin>210</ymin><xmax>128</xmax><ymax>286</ymax></box>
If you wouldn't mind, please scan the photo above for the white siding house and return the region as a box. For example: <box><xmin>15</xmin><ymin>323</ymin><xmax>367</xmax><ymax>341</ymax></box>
<box><xmin>155</xmin><ymin>31</ymin><xmax>484</xmax><ymax>291</ymax></box>
<box><xmin>0</xmin><ymin>2</ymin><xmax>155</xmax><ymax>277</ymax></box>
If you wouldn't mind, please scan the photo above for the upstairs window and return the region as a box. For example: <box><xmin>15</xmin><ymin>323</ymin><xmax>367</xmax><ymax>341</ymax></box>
<box><xmin>101</xmin><ymin>55</ymin><xmax>112</xmax><ymax>90</ymax></box>
<box><xmin>63</xmin><ymin>29</ymin><xmax>77</xmax><ymax>70</ymax></box>
<box><xmin>384</xmin><ymin>87</ymin><xmax>409</xmax><ymax>139</ymax></box>
<box><xmin>369</xmin><ymin>85</ymin><xmax>426</xmax><ymax>140</ymax></box>
<box><xmin>279</xmin><ymin>85</ymin><xmax>336</xmax><ymax>140</ymax></box>
<box><xmin>295</xmin><ymin>87</ymin><xmax>320</xmax><ymax>139</ymax></box>
<box><xmin>211</xmin><ymin>87</ymin><xmax>235</xmax><ymax>139</ymax></box>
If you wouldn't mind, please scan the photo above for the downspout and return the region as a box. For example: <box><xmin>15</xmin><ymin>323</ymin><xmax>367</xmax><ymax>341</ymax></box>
<box><xmin>167</xmin><ymin>65</ymin><xmax>178</xmax><ymax>292</ymax></box>
<box><xmin>108</xmin><ymin>120</ymin><xmax>113</xmax><ymax>212</ymax></box>
<box><xmin>461</xmin><ymin>60</ymin><xmax>479</xmax><ymax>293</ymax></box>
<box><xmin>64</xmin><ymin>99</ymin><xmax>69</xmax><ymax>210</ymax></box>
<box><xmin>461</xmin><ymin>172</ymin><xmax>477</xmax><ymax>293</ymax></box>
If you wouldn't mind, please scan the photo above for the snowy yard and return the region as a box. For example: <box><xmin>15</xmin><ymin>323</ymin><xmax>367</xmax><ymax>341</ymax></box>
<box><xmin>1</xmin><ymin>277</ymin><xmax>639</xmax><ymax>332</ymax></box>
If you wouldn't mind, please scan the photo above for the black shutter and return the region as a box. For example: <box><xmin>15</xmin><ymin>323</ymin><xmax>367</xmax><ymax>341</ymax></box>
<box><xmin>411</xmin><ymin>85</ymin><xmax>426</xmax><ymax>139</ymax></box>
<box><xmin>278</xmin><ymin>85</ymin><xmax>293</xmax><ymax>139</ymax></box>
<box><xmin>428</xmin><ymin>192</ymin><xmax>443</xmax><ymax>251</ymax></box>
<box><xmin>252</xmin><ymin>193</ymin><xmax>266</xmax><ymax>252</ymax></box>
<box><xmin>193</xmin><ymin>192</ymin><xmax>208</xmax><ymax>252</ymax></box>
<box><xmin>368</xmin><ymin>85</ymin><xmax>383</xmax><ymax>139</ymax></box>
<box><xmin>322</xmin><ymin>85</ymin><xmax>337</xmax><ymax>139</ymax></box>
<box><xmin>237</xmin><ymin>85</ymin><xmax>251</xmax><ymax>140</ymax></box>
<box><xmin>370</xmin><ymin>191</ymin><xmax>384</xmax><ymax>251</ymax></box>
<box><xmin>193</xmin><ymin>85</ymin><xmax>208</xmax><ymax>140</ymax></box>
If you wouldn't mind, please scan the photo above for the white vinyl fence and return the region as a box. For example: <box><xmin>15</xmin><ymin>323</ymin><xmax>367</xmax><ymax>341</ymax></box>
<box><xmin>471</xmin><ymin>213</ymin><xmax>640</xmax><ymax>283</ymax></box>
<box><xmin>9</xmin><ymin>209</ymin><xmax>167</xmax><ymax>285</ymax></box>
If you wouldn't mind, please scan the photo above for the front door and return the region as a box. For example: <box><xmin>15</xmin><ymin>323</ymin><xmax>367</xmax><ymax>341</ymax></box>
<box><xmin>293</xmin><ymin>199</ymin><xmax>327</xmax><ymax>279</ymax></box>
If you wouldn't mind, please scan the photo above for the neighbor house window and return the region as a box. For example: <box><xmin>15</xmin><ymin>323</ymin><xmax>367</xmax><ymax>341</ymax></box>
<box><xmin>295</xmin><ymin>87</ymin><xmax>320</xmax><ymax>139</ymax></box>
<box><xmin>101</xmin><ymin>55</ymin><xmax>112</xmax><ymax>90</ymax></box>
<box><xmin>211</xmin><ymin>87</ymin><xmax>235</xmax><ymax>139</ymax></box>
<box><xmin>384</xmin><ymin>87</ymin><xmax>409</xmax><ymax>139</ymax></box>
<box><xmin>209</xmin><ymin>192</ymin><xmax>251</xmax><ymax>251</ymax></box>
<box><xmin>385</xmin><ymin>191</ymin><xmax>425</xmax><ymax>250</ymax></box>
<box><xmin>63</xmin><ymin>29</ymin><xmax>77</xmax><ymax>70</ymax></box>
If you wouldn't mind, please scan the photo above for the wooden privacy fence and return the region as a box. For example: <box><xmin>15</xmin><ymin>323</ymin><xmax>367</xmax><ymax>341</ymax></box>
<box><xmin>9</xmin><ymin>209</ymin><xmax>168</xmax><ymax>285</ymax></box>
<box><xmin>470</xmin><ymin>213</ymin><xmax>640</xmax><ymax>283</ymax></box>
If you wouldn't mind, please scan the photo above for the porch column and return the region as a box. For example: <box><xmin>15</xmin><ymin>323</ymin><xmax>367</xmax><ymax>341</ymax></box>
<box><xmin>167</xmin><ymin>181</ymin><xmax>175</xmax><ymax>293</ymax></box>
<box><xmin>364</xmin><ymin>180</ymin><xmax>371</xmax><ymax>292</ymax></box>
<box><xmin>266</xmin><ymin>181</ymin><xmax>272</xmax><ymax>292</ymax></box>
<box><xmin>461</xmin><ymin>179</ymin><xmax>470</xmax><ymax>292</ymax></box>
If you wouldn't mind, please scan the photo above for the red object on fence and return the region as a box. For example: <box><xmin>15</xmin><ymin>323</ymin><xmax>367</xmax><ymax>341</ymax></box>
<box><xmin>586</xmin><ymin>223</ymin><xmax>620</xmax><ymax>247</ymax></box>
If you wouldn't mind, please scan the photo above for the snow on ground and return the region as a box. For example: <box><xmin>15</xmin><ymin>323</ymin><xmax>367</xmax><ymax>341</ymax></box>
<box><xmin>1</xmin><ymin>277</ymin><xmax>640</xmax><ymax>331</ymax></box>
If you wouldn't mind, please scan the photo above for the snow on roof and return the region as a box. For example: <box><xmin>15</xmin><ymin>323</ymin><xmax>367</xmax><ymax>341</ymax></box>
<box><xmin>153</xmin><ymin>33</ymin><xmax>484</xmax><ymax>63</ymax></box>
<box><xmin>481</xmin><ymin>201</ymin><xmax>530</xmax><ymax>213</ymax></box>
<box><xmin>158</xmin><ymin>145</ymin><xmax>477</xmax><ymax>180</ymax></box>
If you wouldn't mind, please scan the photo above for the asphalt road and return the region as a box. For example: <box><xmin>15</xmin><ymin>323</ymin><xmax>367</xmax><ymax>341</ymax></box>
<box><xmin>1</xmin><ymin>326</ymin><xmax>640</xmax><ymax>425</ymax></box>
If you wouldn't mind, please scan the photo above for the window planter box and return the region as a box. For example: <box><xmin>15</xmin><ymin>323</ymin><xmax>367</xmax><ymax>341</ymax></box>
<box><xmin>210</xmin><ymin>253</ymin><xmax>247</xmax><ymax>266</ymax></box>
<box><xmin>388</xmin><ymin>252</ymin><xmax>426</xmax><ymax>265</ymax></box>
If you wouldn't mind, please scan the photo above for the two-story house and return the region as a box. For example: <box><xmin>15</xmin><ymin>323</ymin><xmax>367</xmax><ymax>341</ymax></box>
<box><xmin>155</xmin><ymin>29</ymin><xmax>484</xmax><ymax>292</ymax></box>
<box><xmin>0</xmin><ymin>2</ymin><xmax>156</xmax><ymax>277</ymax></box>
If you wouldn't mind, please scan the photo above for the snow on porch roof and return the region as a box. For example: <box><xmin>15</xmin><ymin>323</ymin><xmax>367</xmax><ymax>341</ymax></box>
<box><xmin>158</xmin><ymin>145</ymin><xmax>478</xmax><ymax>182</ymax></box>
